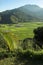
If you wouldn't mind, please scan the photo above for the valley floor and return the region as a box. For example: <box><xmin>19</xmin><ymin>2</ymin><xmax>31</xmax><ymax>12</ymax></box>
<box><xmin>0</xmin><ymin>22</ymin><xmax>43</xmax><ymax>65</ymax></box>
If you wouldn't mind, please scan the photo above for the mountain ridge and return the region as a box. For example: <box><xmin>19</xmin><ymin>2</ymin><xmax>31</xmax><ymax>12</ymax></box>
<box><xmin>0</xmin><ymin>4</ymin><xmax>43</xmax><ymax>24</ymax></box>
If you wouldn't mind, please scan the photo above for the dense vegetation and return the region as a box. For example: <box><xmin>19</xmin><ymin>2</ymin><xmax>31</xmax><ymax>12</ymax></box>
<box><xmin>0</xmin><ymin>22</ymin><xmax>43</xmax><ymax>65</ymax></box>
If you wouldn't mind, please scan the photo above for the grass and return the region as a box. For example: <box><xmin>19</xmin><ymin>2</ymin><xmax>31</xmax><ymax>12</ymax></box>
<box><xmin>0</xmin><ymin>22</ymin><xmax>43</xmax><ymax>50</ymax></box>
<box><xmin>0</xmin><ymin>22</ymin><xmax>43</xmax><ymax>65</ymax></box>
<box><xmin>0</xmin><ymin>57</ymin><xmax>15</xmax><ymax>65</ymax></box>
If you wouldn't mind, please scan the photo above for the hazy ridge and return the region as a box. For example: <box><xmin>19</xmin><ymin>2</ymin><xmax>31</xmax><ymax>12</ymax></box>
<box><xmin>0</xmin><ymin>4</ymin><xmax>43</xmax><ymax>24</ymax></box>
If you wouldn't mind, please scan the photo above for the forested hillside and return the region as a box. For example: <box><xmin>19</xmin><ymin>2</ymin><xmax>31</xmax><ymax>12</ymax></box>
<box><xmin>0</xmin><ymin>5</ymin><xmax>43</xmax><ymax>24</ymax></box>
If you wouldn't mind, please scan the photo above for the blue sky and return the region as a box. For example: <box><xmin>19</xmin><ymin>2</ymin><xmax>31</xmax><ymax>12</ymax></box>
<box><xmin>0</xmin><ymin>0</ymin><xmax>43</xmax><ymax>12</ymax></box>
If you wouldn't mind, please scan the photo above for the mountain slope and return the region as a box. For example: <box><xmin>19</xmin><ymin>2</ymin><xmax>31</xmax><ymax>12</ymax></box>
<box><xmin>19</xmin><ymin>5</ymin><xmax>43</xmax><ymax>21</ymax></box>
<box><xmin>0</xmin><ymin>4</ymin><xmax>43</xmax><ymax>24</ymax></box>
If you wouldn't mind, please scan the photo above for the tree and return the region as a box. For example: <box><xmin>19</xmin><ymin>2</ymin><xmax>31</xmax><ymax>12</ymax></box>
<box><xmin>33</xmin><ymin>27</ymin><xmax>43</xmax><ymax>49</ymax></box>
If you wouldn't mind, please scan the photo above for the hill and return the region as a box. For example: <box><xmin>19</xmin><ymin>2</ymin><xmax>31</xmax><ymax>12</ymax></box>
<box><xmin>0</xmin><ymin>4</ymin><xmax>43</xmax><ymax>24</ymax></box>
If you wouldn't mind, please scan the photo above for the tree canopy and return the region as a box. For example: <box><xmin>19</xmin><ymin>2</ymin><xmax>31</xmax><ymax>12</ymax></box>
<box><xmin>33</xmin><ymin>27</ymin><xmax>43</xmax><ymax>49</ymax></box>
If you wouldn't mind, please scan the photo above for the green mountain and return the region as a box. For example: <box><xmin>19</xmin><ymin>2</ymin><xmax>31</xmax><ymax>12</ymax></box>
<box><xmin>0</xmin><ymin>4</ymin><xmax>43</xmax><ymax>24</ymax></box>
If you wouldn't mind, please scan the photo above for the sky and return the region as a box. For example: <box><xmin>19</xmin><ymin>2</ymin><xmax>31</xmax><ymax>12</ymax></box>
<box><xmin>0</xmin><ymin>0</ymin><xmax>43</xmax><ymax>12</ymax></box>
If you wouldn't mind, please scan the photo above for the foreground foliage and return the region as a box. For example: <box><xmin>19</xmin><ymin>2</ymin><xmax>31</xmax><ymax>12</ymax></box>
<box><xmin>0</xmin><ymin>22</ymin><xmax>43</xmax><ymax>65</ymax></box>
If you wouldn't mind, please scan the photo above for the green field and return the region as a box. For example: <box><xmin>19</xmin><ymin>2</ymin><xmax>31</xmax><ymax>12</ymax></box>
<box><xmin>0</xmin><ymin>22</ymin><xmax>43</xmax><ymax>49</ymax></box>
<box><xmin>0</xmin><ymin>22</ymin><xmax>43</xmax><ymax>65</ymax></box>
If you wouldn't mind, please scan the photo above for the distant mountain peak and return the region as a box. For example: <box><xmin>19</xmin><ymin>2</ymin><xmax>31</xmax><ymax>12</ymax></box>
<box><xmin>22</xmin><ymin>4</ymin><xmax>40</xmax><ymax>8</ymax></box>
<box><xmin>26</xmin><ymin>4</ymin><xmax>40</xmax><ymax>7</ymax></box>
<box><xmin>0</xmin><ymin>4</ymin><xmax>43</xmax><ymax>24</ymax></box>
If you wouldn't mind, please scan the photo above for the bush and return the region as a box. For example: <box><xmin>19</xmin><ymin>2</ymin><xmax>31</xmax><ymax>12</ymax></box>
<box><xmin>15</xmin><ymin>49</ymin><xmax>43</xmax><ymax>61</ymax></box>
